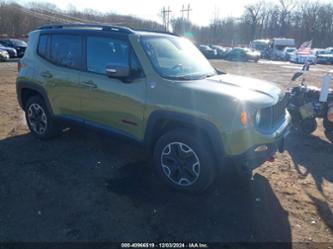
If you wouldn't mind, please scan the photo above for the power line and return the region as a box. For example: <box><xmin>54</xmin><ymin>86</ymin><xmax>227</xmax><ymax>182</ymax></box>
<box><xmin>10</xmin><ymin>4</ymin><xmax>88</xmax><ymax>24</ymax></box>
<box><xmin>9</xmin><ymin>4</ymin><xmax>125</xmax><ymax>27</ymax></box>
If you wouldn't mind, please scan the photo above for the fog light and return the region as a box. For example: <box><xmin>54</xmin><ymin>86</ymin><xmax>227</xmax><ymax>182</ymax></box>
<box><xmin>254</xmin><ymin>145</ymin><xmax>268</xmax><ymax>152</ymax></box>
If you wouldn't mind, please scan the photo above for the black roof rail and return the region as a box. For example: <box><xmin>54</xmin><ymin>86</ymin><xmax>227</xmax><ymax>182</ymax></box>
<box><xmin>135</xmin><ymin>29</ymin><xmax>179</xmax><ymax>36</ymax></box>
<box><xmin>38</xmin><ymin>23</ymin><xmax>134</xmax><ymax>34</ymax></box>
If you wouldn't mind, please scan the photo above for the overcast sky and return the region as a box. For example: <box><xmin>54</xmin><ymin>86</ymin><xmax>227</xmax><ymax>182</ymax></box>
<box><xmin>17</xmin><ymin>0</ymin><xmax>332</xmax><ymax>26</ymax></box>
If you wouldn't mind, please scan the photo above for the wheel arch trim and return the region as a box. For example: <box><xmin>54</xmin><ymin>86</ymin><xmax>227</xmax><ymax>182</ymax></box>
<box><xmin>144</xmin><ymin>110</ymin><xmax>225</xmax><ymax>159</ymax></box>
<box><xmin>16</xmin><ymin>80</ymin><xmax>54</xmax><ymax>116</ymax></box>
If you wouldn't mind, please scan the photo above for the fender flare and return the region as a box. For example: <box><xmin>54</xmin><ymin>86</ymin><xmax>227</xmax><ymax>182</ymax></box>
<box><xmin>144</xmin><ymin>110</ymin><xmax>225</xmax><ymax>159</ymax></box>
<box><xmin>16</xmin><ymin>80</ymin><xmax>54</xmax><ymax>116</ymax></box>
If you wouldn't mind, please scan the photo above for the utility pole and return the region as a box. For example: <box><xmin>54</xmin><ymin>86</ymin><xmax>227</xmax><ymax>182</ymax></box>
<box><xmin>161</xmin><ymin>7</ymin><xmax>172</xmax><ymax>32</ymax></box>
<box><xmin>161</xmin><ymin>7</ymin><xmax>166</xmax><ymax>31</ymax></box>
<box><xmin>166</xmin><ymin>7</ymin><xmax>171</xmax><ymax>32</ymax></box>
<box><xmin>180</xmin><ymin>4</ymin><xmax>192</xmax><ymax>34</ymax></box>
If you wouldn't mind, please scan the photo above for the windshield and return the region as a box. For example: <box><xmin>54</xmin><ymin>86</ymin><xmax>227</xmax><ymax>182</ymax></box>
<box><xmin>141</xmin><ymin>36</ymin><xmax>216</xmax><ymax>80</ymax></box>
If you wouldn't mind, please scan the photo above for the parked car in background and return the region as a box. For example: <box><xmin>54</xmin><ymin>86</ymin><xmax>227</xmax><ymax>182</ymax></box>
<box><xmin>316</xmin><ymin>49</ymin><xmax>333</xmax><ymax>64</ymax></box>
<box><xmin>0</xmin><ymin>48</ymin><xmax>9</xmax><ymax>61</ymax></box>
<box><xmin>316</xmin><ymin>54</ymin><xmax>333</xmax><ymax>65</ymax></box>
<box><xmin>0</xmin><ymin>39</ymin><xmax>27</xmax><ymax>57</ymax></box>
<box><xmin>289</xmin><ymin>52</ymin><xmax>316</xmax><ymax>64</ymax></box>
<box><xmin>312</xmin><ymin>48</ymin><xmax>327</xmax><ymax>57</ymax></box>
<box><xmin>326</xmin><ymin>47</ymin><xmax>333</xmax><ymax>54</ymax></box>
<box><xmin>198</xmin><ymin>45</ymin><xmax>217</xmax><ymax>59</ymax></box>
<box><xmin>224</xmin><ymin>47</ymin><xmax>260</xmax><ymax>62</ymax></box>
<box><xmin>0</xmin><ymin>44</ymin><xmax>17</xmax><ymax>58</ymax></box>
<box><xmin>209</xmin><ymin>45</ymin><xmax>229</xmax><ymax>58</ymax></box>
<box><xmin>283</xmin><ymin>47</ymin><xmax>296</xmax><ymax>61</ymax></box>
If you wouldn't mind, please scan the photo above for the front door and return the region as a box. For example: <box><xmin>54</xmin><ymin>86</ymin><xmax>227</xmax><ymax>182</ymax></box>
<box><xmin>79</xmin><ymin>35</ymin><xmax>146</xmax><ymax>140</ymax></box>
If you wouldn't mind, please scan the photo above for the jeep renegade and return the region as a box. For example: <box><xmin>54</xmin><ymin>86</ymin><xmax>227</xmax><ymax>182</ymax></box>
<box><xmin>17</xmin><ymin>24</ymin><xmax>290</xmax><ymax>193</ymax></box>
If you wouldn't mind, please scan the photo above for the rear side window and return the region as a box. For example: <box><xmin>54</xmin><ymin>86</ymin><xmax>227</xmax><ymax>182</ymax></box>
<box><xmin>50</xmin><ymin>34</ymin><xmax>82</xmax><ymax>70</ymax></box>
<box><xmin>38</xmin><ymin>34</ymin><xmax>49</xmax><ymax>58</ymax></box>
<box><xmin>86</xmin><ymin>36</ymin><xmax>129</xmax><ymax>74</ymax></box>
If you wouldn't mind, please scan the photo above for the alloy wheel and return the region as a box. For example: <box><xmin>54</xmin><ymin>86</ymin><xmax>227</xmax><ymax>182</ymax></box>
<box><xmin>160</xmin><ymin>142</ymin><xmax>200</xmax><ymax>186</ymax></box>
<box><xmin>27</xmin><ymin>103</ymin><xmax>48</xmax><ymax>135</ymax></box>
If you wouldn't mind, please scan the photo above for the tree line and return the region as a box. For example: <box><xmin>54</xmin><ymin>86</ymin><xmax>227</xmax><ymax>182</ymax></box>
<box><xmin>1</xmin><ymin>0</ymin><xmax>333</xmax><ymax>48</ymax></box>
<box><xmin>0</xmin><ymin>1</ymin><xmax>164</xmax><ymax>38</ymax></box>
<box><xmin>182</xmin><ymin>0</ymin><xmax>333</xmax><ymax>48</ymax></box>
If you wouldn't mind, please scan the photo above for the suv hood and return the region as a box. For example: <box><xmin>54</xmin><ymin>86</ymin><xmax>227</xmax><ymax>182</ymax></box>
<box><xmin>183</xmin><ymin>74</ymin><xmax>284</xmax><ymax>108</ymax></box>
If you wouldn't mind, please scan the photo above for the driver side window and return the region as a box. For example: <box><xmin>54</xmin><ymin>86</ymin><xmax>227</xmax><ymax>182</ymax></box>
<box><xmin>87</xmin><ymin>36</ymin><xmax>129</xmax><ymax>75</ymax></box>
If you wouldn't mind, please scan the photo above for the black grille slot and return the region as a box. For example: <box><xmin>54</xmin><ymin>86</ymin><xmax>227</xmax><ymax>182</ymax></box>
<box><xmin>258</xmin><ymin>95</ymin><xmax>287</xmax><ymax>130</ymax></box>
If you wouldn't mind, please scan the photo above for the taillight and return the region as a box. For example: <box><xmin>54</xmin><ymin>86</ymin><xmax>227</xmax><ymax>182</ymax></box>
<box><xmin>327</xmin><ymin>102</ymin><xmax>333</xmax><ymax>122</ymax></box>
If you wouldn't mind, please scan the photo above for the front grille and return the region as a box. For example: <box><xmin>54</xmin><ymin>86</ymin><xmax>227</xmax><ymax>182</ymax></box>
<box><xmin>258</xmin><ymin>94</ymin><xmax>288</xmax><ymax>130</ymax></box>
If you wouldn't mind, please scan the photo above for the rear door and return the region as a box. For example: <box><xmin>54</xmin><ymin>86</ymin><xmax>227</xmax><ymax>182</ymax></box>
<box><xmin>78</xmin><ymin>34</ymin><xmax>146</xmax><ymax>140</ymax></box>
<box><xmin>36</xmin><ymin>33</ymin><xmax>82</xmax><ymax>117</ymax></box>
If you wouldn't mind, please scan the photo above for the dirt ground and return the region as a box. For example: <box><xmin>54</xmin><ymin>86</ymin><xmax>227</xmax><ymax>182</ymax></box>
<box><xmin>0</xmin><ymin>59</ymin><xmax>333</xmax><ymax>245</ymax></box>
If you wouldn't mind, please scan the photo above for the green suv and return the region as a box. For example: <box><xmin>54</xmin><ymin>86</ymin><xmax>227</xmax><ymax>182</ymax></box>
<box><xmin>17</xmin><ymin>24</ymin><xmax>290</xmax><ymax>192</ymax></box>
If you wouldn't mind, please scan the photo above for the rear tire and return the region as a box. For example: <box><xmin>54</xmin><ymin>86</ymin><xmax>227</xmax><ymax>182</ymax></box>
<box><xmin>153</xmin><ymin>129</ymin><xmax>217</xmax><ymax>193</ymax></box>
<box><xmin>25</xmin><ymin>96</ymin><xmax>61</xmax><ymax>140</ymax></box>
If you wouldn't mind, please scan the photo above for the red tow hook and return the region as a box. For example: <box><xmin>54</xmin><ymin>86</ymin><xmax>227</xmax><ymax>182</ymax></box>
<box><xmin>267</xmin><ymin>156</ymin><xmax>275</xmax><ymax>162</ymax></box>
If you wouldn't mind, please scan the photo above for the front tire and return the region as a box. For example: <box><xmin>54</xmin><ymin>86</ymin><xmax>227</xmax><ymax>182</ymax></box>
<box><xmin>25</xmin><ymin>96</ymin><xmax>61</xmax><ymax>139</ymax></box>
<box><xmin>153</xmin><ymin>129</ymin><xmax>217</xmax><ymax>193</ymax></box>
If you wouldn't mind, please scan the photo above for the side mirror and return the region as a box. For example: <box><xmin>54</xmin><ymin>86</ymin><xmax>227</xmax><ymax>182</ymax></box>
<box><xmin>105</xmin><ymin>64</ymin><xmax>130</xmax><ymax>79</ymax></box>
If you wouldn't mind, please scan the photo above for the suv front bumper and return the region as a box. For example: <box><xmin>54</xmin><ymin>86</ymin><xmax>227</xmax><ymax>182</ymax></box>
<box><xmin>229</xmin><ymin>132</ymin><xmax>288</xmax><ymax>171</ymax></box>
<box><xmin>226</xmin><ymin>115</ymin><xmax>291</xmax><ymax>171</ymax></box>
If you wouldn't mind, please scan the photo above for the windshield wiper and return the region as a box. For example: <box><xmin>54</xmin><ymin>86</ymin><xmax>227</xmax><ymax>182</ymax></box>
<box><xmin>163</xmin><ymin>72</ymin><xmax>217</xmax><ymax>81</ymax></box>
<box><xmin>200</xmin><ymin>73</ymin><xmax>217</xmax><ymax>79</ymax></box>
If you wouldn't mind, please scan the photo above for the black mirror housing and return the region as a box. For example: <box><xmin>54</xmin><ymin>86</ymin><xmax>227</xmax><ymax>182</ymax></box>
<box><xmin>105</xmin><ymin>64</ymin><xmax>130</xmax><ymax>79</ymax></box>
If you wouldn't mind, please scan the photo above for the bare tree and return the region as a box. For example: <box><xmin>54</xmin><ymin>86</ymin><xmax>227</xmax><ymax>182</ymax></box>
<box><xmin>278</xmin><ymin>0</ymin><xmax>296</xmax><ymax>36</ymax></box>
<box><xmin>244</xmin><ymin>2</ymin><xmax>263</xmax><ymax>40</ymax></box>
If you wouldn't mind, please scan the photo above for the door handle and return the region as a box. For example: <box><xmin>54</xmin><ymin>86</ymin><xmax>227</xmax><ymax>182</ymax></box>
<box><xmin>81</xmin><ymin>80</ymin><xmax>97</xmax><ymax>88</ymax></box>
<box><xmin>41</xmin><ymin>71</ymin><xmax>53</xmax><ymax>79</ymax></box>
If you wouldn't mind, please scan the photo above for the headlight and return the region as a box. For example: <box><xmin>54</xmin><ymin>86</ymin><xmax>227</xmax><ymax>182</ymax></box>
<box><xmin>255</xmin><ymin>110</ymin><xmax>261</xmax><ymax>125</ymax></box>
